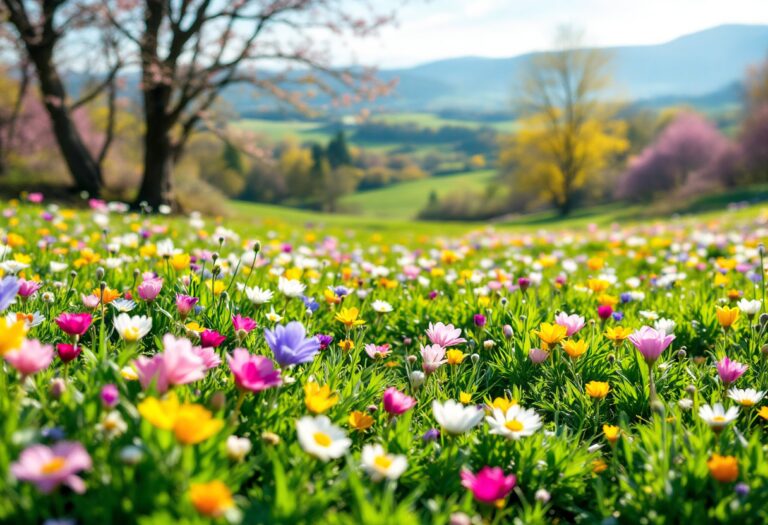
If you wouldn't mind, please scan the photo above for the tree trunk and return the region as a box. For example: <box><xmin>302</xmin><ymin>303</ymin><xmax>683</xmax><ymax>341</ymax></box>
<box><xmin>28</xmin><ymin>47</ymin><xmax>102</xmax><ymax>197</ymax></box>
<box><xmin>134</xmin><ymin>86</ymin><xmax>174</xmax><ymax>210</ymax></box>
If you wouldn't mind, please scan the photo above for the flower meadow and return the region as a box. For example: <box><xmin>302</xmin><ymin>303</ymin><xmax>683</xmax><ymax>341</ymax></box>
<box><xmin>1</xmin><ymin>199</ymin><xmax>768</xmax><ymax>525</ymax></box>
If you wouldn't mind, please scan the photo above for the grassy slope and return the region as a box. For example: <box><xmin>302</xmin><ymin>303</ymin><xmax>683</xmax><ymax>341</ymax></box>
<box><xmin>338</xmin><ymin>170</ymin><xmax>497</xmax><ymax>219</ymax></box>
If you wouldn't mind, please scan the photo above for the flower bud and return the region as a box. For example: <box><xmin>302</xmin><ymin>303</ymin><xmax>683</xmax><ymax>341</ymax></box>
<box><xmin>261</xmin><ymin>431</ymin><xmax>280</xmax><ymax>445</ymax></box>
<box><xmin>406</xmin><ymin>354</ymin><xmax>417</xmax><ymax>364</ymax></box>
<box><xmin>470</xmin><ymin>353</ymin><xmax>480</xmax><ymax>364</ymax></box>
<box><xmin>49</xmin><ymin>378</ymin><xmax>66</xmax><ymax>399</ymax></box>
<box><xmin>409</xmin><ymin>370</ymin><xmax>425</xmax><ymax>389</ymax></box>
<box><xmin>502</xmin><ymin>324</ymin><xmax>514</xmax><ymax>339</ymax></box>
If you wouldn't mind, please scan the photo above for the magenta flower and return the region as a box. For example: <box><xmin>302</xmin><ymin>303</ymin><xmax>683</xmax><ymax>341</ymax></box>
<box><xmin>473</xmin><ymin>314</ymin><xmax>487</xmax><ymax>327</ymax></box>
<box><xmin>460</xmin><ymin>466</ymin><xmax>516</xmax><ymax>503</ymax></box>
<box><xmin>55</xmin><ymin>313</ymin><xmax>93</xmax><ymax>337</ymax></box>
<box><xmin>175</xmin><ymin>294</ymin><xmax>198</xmax><ymax>319</ymax></box>
<box><xmin>5</xmin><ymin>339</ymin><xmax>53</xmax><ymax>377</ymax></box>
<box><xmin>383</xmin><ymin>387</ymin><xmax>416</xmax><ymax>415</ymax></box>
<box><xmin>426</xmin><ymin>322</ymin><xmax>466</xmax><ymax>348</ymax></box>
<box><xmin>364</xmin><ymin>343</ymin><xmax>391</xmax><ymax>360</ymax></box>
<box><xmin>232</xmin><ymin>314</ymin><xmax>257</xmax><ymax>334</ymax></box>
<box><xmin>227</xmin><ymin>348</ymin><xmax>282</xmax><ymax>392</ymax></box>
<box><xmin>100</xmin><ymin>384</ymin><xmax>119</xmax><ymax>408</ymax></box>
<box><xmin>716</xmin><ymin>356</ymin><xmax>748</xmax><ymax>386</ymax></box>
<box><xmin>133</xmin><ymin>334</ymin><xmax>206</xmax><ymax>393</ymax></box>
<box><xmin>137</xmin><ymin>278</ymin><xmax>163</xmax><ymax>302</ymax></box>
<box><xmin>200</xmin><ymin>329</ymin><xmax>226</xmax><ymax>348</ymax></box>
<box><xmin>554</xmin><ymin>312</ymin><xmax>585</xmax><ymax>336</ymax></box>
<box><xmin>597</xmin><ymin>305</ymin><xmax>613</xmax><ymax>320</ymax></box>
<box><xmin>421</xmin><ymin>344</ymin><xmax>447</xmax><ymax>374</ymax></box>
<box><xmin>56</xmin><ymin>343</ymin><xmax>81</xmax><ymax>363</ymax></box>
<box><xmin>627</xmin><ymin>326</ymin><xmax>675</xmax><ymax>364</ymax></box>
<box><xmin>17</xmin><ymin>278</ymin><xmax>42</xmax><ymax>298</ymax></box>
<box><xmin>11</xmin><ymin>441</ymin><xmax>92</xmax><ymax>494</ymax></box>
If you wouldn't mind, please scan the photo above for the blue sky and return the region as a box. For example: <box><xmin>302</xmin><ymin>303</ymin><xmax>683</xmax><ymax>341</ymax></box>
<box><xmin>337</xmin><ymin>0</ymin><xmax>768</xmax><ymax>67</ymax></box>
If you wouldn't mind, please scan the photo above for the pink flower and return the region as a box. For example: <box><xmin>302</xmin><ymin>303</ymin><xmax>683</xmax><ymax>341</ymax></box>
<box><xmin>137</xmin><ymin>278</ymin><xmax>163</xmax><ymax>301</ymax></box>
<box><xmin>716</xmin><ymin>356</ymin><xmax>747</xmax><ymax>385</ymax></box>
<box><xmin>460</xmin><ymin>466</ymin><xmax>516</xmax><ymax>504</ymax></box>
<box><xmin>554</xmin><ymin>312</ymin><xmax>585</xmax><ymax>336</ymax></box>
<box><xmin>528</xmin><ymin>348</ymin><xmax>550</xmax><ymax>364</ymax></box>
<box><xmin>55</xmin><ymin>313</ymin><xmax>93</xmax><ymax>337</ymax></box>
<box><xmin>17</xmin><ymin>278</ymin><xmax>42</xmax><ymax>298</ymax></box>
<box><xmin>200</xmin><ymin>329</ymin><xmax>226</xmax><ymax>348</ymax></box>
<box><xmin>426</xmin><ymin>322</ymin><xmax>466</xmax><ymax>348</ymax></box>
<box><xmin>597</xmin><ymin>305</ymin><xmax>613</xmax><ymax>320</ymax></box>
<box><xmin>364</xmin><ymin>343</ymin><xmax>391</xmax><ymax>360</ymax></box>
<box><xmin>421</xmin><ymin>344</ymin><xmax>447</xmax><ymax>374</ymax></box>
<box><xmin>628</xmin><ymin>326</ymin><xmax>675</xmax><ymax>364</ymax></box>
<box><xmin>56</xmin><ymin>343</ymin><xmax>81</xmax><ymax>363</ymax></box>
<box><xmin>27</xmin><ymin>192</ymin><xmax>44</xmax><ymax>204</ymax></box>
<box><xmin>232</xmin><ymin>314</ymin><xmax>257</xmax><ymax>334</ymax></box>
<box><xmin>227</xmin><ymin>348</ymin><xmax>282</xmax><ymax>392</ymax></box>
<box><xmin>81</xmin><ymin>294</ymin><xmax>100</xmax><ymax>309</ymax></box>
<box><xmin>382</xmin><ymin>387</ymin><xmax>416</xmax><ymax>415</ymax></box>
<box><xmin>175</xmin><ymin>294</ymin><xmax>198</xmax><ymax>319</ymax></box>
<box><xmin>193</xmin><ymin>346</ymin><xmax>222</xmax><ymax>369</ymax></box>
<box><xmin>5</xmin><ymin>339</ymin><xmax>53</xmax><ymax>376</ymax></box>
<box><xmin>133</xmin><ymin>334</ymin><xmax>206</xmax><ymax>392</ymax></box>
<box><xmin>11</xmin><ymin>441</ymin><xmax>92</xmax><ymax>494</ymax></box>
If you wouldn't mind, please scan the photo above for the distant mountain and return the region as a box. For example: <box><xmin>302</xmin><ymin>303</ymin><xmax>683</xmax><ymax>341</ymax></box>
<box><xmin>375</xmin><ymin>24</ymin><xmax>768</xmax><ymax>112</ymax></box>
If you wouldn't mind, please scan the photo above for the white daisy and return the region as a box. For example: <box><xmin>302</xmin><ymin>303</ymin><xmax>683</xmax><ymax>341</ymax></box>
<box><xmin>653</xmin><ymin>318</ymin><xmax>676</xmax><ymax>336</ymax></box>
<box><xmin>266</xmin><ymin>308</ymin><xmax>283</xmax><ymax>323</ymax></box>
<box><xmin>49</xmin><ymin>261</ymin><xmax>69</xmax><ymax>273</ymax></box>
<box><xmin>432</xmin><ymin>399</ymin><xmax>484</xmax><ymax>435</ymax></box>
<box><xmin>736</xmin><ymin>298</ymin><xmax>761</xmax><ymax>317</ymax></box>
<box><xmin>226</xmin><ymin>435</ymin><xmax>252</xmax><ymax>462</ymax></box>
<box><xmin>96</xmin><ymin>411</ymin><xmax>128</xmax><ymax>439</ymax></box>
<box><xmin>371</xmin><ymin>300</ymin><xmax>393</xmax><ymax>313</ymax></box>
<box><xmin>296</xmin><ymin>415</ymin><xmax>351</xmax><ymax>461</ymax></box>
<box><xmin>361</xmin><ymin>444</ymin><xmax>408</xmax><ymax>481</ymax></box>
<box><xmin>486</xmin><ymin>404</ymin><xmax>543</xmax><ymax>440</ymax></box>
<box><xmin>698</xmin><ymin>403</ymin><xmax>739</xmax><ymax>431</ymax></box>
<box><xmin>6</xmin><ymin>311</ymin><xmax>45</xmax><ymax>329</ymax></box>
<box><xmin>113</xmin><ymin>313</ymin><xmax>152</xmax><ymax>342</ymax></box>
<box><xmin>727</xmin><ymin>388</ymin><xmax>765</xmax><ymax>407</ymax></box>
<box><xmin>0</xmin><ymin>260</ymin><xmax>28</xmax><ymax>274</ymax></box>
<box><xmin>111</xmin><ymin>299</ymin><xmax>137</xmax><ymax>313</ymax></box>
<box><xmin>278</xmin><ymin>277</ymin><xmax>306</xmax><ymax>298</ymax></box>
<box><xmin>245</xmin><ymin>286</ymin><xmax>273</xmax><ymax>305</ymax></box>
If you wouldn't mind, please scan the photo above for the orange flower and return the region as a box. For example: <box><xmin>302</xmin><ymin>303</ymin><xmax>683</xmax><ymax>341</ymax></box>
<box><xmin>189</xmin><ymin>481</ymin><xmax>234</xmax><ymax>517</ymax></box>
<box><xmin>563</xmin><ymin>339</ymin><xmax>588</xmax><ymax>359</ymax></box>
<box><xmin>586</xmin><ymin>381</ymin><xmax>610</xmax><ymax>399</ymax></box>
<box><xmin>348</xmin><ymin>410</ymin><xmax>374</xmax><ymax>431</ymax></box>
<box><xmin>715</xmin><ymin>305</ymin><xmax>739</xmax><ymax>329</ymax></box>
<box><xmin>707</xmin><ymin>454</ymin><xmax>738</xmax><ymax>483</ymax></box>
<box><xmin>92</xmin><ymin>286</ymin><xmax>121</xmax><ymax>304</ymax></box>
<box><xmin>603</xmin><ymin>424</ymin><xmax>620</xmax><ymax>444</ymax></box>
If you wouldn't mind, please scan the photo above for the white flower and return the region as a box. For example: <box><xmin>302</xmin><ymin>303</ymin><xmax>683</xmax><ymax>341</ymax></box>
<box><xmin>361</xmin><ymin>444</ymin><xmax>408</xmax><ymax>481</ymax></box>
<box><xmin>432</xmin><ymin>399</ymin><xmax>484</xmax><ymax>435</ymax></box>
<box><xmin>113</xmin><ymin>313</ymin><xmax>152</xmax><ymax>342</ymax></box>
<box><xmin>278</xmin><ymin>277</ymin><xmax>306</xmax><ymax>298</ymax></box>
<box><xmin>296</xmin><ymin>415</ymin><xmax>351</xmax><ymax>461</ymax></box>
<box><xmin>698</xmin><ymin>403</ymin><xmax>739</xmax><ymax>431</ymax></box>
<box><xmin>736</xmin><ymin>298</ymin><xmax>761</xmax><ymax>317</ymax></box>
<box><xmin>226</xmin><ymin>435</ymin><xmax>252</xmax><ymax>462</ymax></box>
<box><xmin>486</xmin><ymin>404</ymin><xmax>543</xmax><ymax>440</ymax></box>
<box><xmin>96</xmin><ymin>411</ymin><xmax>128</xmax><ymax>439</ymax></box>
<box><xmin>49</xmin><ymin>261</ymin><xmax>69</xmax><ymax>273</ymax></box>
<box><xmin>0</xmin><ymin>260</ymin><xmax>28</xmax><ymax>274</ymax></box>
<box><xmin>678</xmin><ymin>398</ymin><xmax>693</xmax><ymax>410</ymax></box>
<box><xmin>371</xmin><ymin>300</ymin><xmax>393</xmax><ymax>313</ymax></box>
<box><xmin>639</xmin><ymin>310</ymin><xmax>659</xmax><ymax>321</ymax></box>
<box><xmin>653</xmin><ymin>318</ymin><xmax>676</xmax><ymax>336</ymax></box>
<box><xmin>245</xmin><ymin>286</ymin><xmax>273</xmax><ymax>305</ymax></box>
<box><xmin>266</xmin><ymin>308</ymin><xmax>283</xmax><ymax>323</ymax></box>
<box><xmin>5</xmin><ymin>311</ymin><xmax>45</xmax><ymax>329</ymax></box>
<box><xmin>111</xmin><ymin>299</ymin><xmax>137</xmax><ymax>313</ymax></box>
<box><xmin>409</xmin><ymin>370</ymin><xmax>425</xmax><ymax>389</ymax></box>
<box><xmin>727</xmin><ymin>388</ymin><xmax>765</xmax><ymax>407</ymax></box>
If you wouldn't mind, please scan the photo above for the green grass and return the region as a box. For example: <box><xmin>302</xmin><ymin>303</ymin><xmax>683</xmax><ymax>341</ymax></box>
<box><xmin>338</xmin><ymin>169</ymin><xmax>497</xmax><ymax>219</ymax></box>
<box><xmin>372</xmin><ymin>112</ymin><xmax>519</xmax><ymax>133</ymax></box>
<box><xmin>230</xmin><ymin>119</ymin><xmax>332</xmax><ymax>144</ymax></box>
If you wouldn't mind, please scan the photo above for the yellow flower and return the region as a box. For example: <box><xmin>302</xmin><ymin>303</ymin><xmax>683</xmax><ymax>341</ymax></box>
<box><xmin>139</xmin><ymin>244</ymin><xmax>157</xmax><ymax>258</ymax></box>
<box><xmin>335</xmin><ymin>307</ymin><xmax>365</xmax><ymax>328</ymax></box>
<box><xmin>304</xmin><ymin>382</ymin><xmax>339</xmax><ymax>414</ymax></box>
<box><xmin>323</xmin><ymin>288</ymin><xmax>341</xmax><ymax>305</ymax></box>
<box><xmin>0</xmin><ymin>318</ymin><xmax>27</xmax><ymax>356</ymax></box>
<box><xmin>592</xmin><ymin>459</ymin><xmax>608</xmax><ymax>474</ymax></box>
<box><xmin>348</xmin><ymin>410</ymin><xmax>374</xmax><ymax>431</ymax></box>
<box><xmin>189</xmin><ymin>481</ymin><xmax>234</xmax><ymax>517</ymax></box>
<box><xmin>587</xmin><ymin>257</ymin><xmax>604</xmax><ymax>271</ymax></box>
<box><xmin>714</xmin><ymin>273</ymin><xmax>730</xmax><ymax>287</ymax></box>
<box><xmin>586</xmin><ymin>381</ymin><xmax>610</xmax><ymax>399</ymax></box>
<box><xmin>138</xmin><ymin>394</ymin><xmax>223</xmax><ymax>445</ymax></box>
<box><xmin>707</xmin><ymin>454</ymin><xmax>739</xmax><ymax>483</ymax></box>
<box><xmin>5</xmin><ymin>232</ymin><xmax>25</xmax><ymax>248</ymax></box>
<box><xmin>716</xmin><ymin>305</ymin><xmax>739</xmax><ymax>329</ymax></box>
<box><xmin>604</xmin><ymin>326</ymin><xmax>632</xmax><ymax>343</ymax></box>
<box><xmin>170</xmin><ymin>253</ymin><xmax>190</xmax><ymax>271</ymax></box>
<box><xmin>459</xmin><ymin>392</ymin><xmax>472</xmax><ymax>404</ymax></box>
<box><xmin>92</xmin><ymin>286</ymin><xmax>121</xmax><ymax>304</ymax></box>
<box><xmin>603</xmin><ymin>424</ymin><xmax>620</xmax><ymax>444</ymax></box>
<box><xmin>597</xmin><ymin>294</ymin><xmax>618</xmax><ymax>307</ymax></box>
<box><xmin>726</xmin><ymin>289</ymin><xmax>742</xmax><ymax>301</ymax></box>
<box><xmin>478</xmin><ymin>296</ymin><xmax>491</xmax><ymax>307</ymax></box>
<box><xmin>446</xmin><ymin>349</ymin><xmax>466</xmax><ymax>365</ymax></box>
<box><xmin>339</xmin><ymin>339</ymin><xmax>354</xmax><ymax>352</ymax></box>
<box><xmin>488</xmin><ymin>396</ymin><xmax>517</xmax><ymax>412</ymax></box>
<box><xmin>563</xmin><ymin>339</ymin><xmax>588</xmax><ymax>359</ymax></box>
<box><xmin>534</xmin><ymin>322</ymin><xmax>567</xmax><ymax>348</ymax></box>
<box><xmin>587</xmin><ymin>278</ymin><xmax>610</xmax><ymax>293</ymax></box>
<box><xmin>185</xmin><ymin>322</ymin><xmax>205</xmax><ymax>333</ymax></box>
<box><xmin>284</xmin><ymin>267</ymin><xmax>302</xmax><ymax>280</ymax></box>
<box><xmin>757</xmin><ymin>406</ymin><xmax>768</xmax><ymax>420</ymax></box>
<box><xmin>206</xmin><ymin>280</ymin><xmax>225</xmax><ymax>296</ymax></box>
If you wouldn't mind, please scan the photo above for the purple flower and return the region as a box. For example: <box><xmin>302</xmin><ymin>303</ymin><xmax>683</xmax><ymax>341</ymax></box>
<box><xmin>716</xmin><ymin>356</ymin><xmax>747</xmax><ymax>386</ymax></box>
<box><xmin>265</xmin><ymin>321</ymin><xmax>320</xmax><ymax>367</ymax></box>
<box><xmin>422</xmin><ymin>428</ymin><xmax>440</xmax><ymax>441</ymax></box>
<box><xmin>100</xmin><ymin>384</ymin><xmax>119</xmax><ymax>408</ymax></box>
<box><xmin>315</xmin><ymin>333</ymin><xmax>333</xmax><ymax>350</ymax></box>
<box><xmin>0</xmin><ymin>276</ymin><xmax>20</xmax><ymax>312</ymax></box>
<box><xmin>612</xmin><ymin>311</ymin><xmax>624</xmax><ymax>322</ymax></box>
<box><xmin>628</xmin><ymin>326</ymin><xmax>675</xmax><ymax>364</ymax></box>
<box><xmin>473</xmin><ymin>314</ymin><xmax>487</xmax><ymax>327</ymax></box>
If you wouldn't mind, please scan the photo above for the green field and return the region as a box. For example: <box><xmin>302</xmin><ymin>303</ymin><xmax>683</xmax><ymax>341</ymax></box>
<box><xmin>338</xmin><ymin>169</ymin><xmax>497</xmax><ymax>219</ymax></box>
<box><xmin>231</xmin><ymin>119</ymin><xmax>332</xmax><ymax>143</ymax></box>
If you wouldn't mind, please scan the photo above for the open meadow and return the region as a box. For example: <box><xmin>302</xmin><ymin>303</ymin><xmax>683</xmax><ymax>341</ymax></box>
<box><xmin>0</xmin><ymin>197</ymin><xmax>767</xmax><ymax>524</ymax></box>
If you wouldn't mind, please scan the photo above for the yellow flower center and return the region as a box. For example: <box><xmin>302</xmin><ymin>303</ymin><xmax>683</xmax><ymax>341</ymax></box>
<box><xmin>123</xmin><ymin>326</ymin><xmax>140</xmax><ymax>341</ymax></box>
<box><xmin>505</xmin><ymin>419</ymin><xmax>524</xmax><ymax>432</ymax></box>
<box><xmin>314</xmin><ymin>432</ymin><xmax>332</xmax><ymax>447</ymax></box>
<box><xmin>41</xmin><ymin>457</ymin><xmax>66</xmax><ymax>474</ymax></box>
<box><xmin>374</xmin><ymin>455</ymin><xmax>392</xmax><ymax>470</ymax></box>
<box><xmin>740</xmin><ymin>400</ymin><xmax>755</xmax><ymax>407</ymax></box>
<box><xmin>712</xmin><ymin>416</ymin><xmax>725</xmax><ymax>422</ymax></box>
